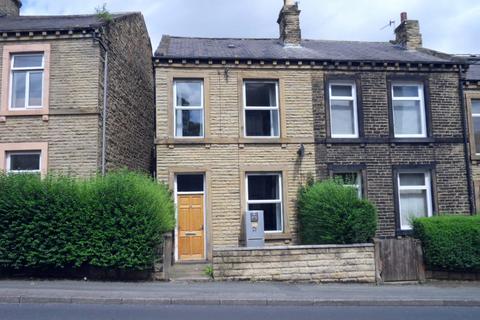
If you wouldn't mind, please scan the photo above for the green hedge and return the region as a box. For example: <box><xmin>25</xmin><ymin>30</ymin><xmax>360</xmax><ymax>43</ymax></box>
<box><xmin>297</xmin><ymin>180</ymin><xmax>377</xmax><ymax>244</ymax></box>
<box><xmin>413</xmin><ymin>215</ymin><xmax>480</xmax><ymax>272</ymax></box>
<box><xmin>0</xmin><ymin>171</ymin><xmax>175</xmax><ymax>271</ymax></box>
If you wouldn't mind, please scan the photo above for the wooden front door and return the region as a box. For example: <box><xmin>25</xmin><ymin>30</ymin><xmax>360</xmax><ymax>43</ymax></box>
<box><xmin>178</xmin><ymin>194</ymin><xmax>205</xmax><ymax>261</ymax></box>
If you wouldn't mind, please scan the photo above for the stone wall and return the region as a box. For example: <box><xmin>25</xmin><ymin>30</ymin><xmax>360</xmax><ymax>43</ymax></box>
<box><xmin>156</xmin><ymin>67</ymin><xmax>317</xmax><ymax>250</ymax></box>
<box><xmin>213</xmin><ymin>244</ymin><xmax>376</xmax><ymax>283</ymax></box>
<box><xmin>156</xmin><ymin>64</ymin><xmax>470</xmax><ymax>245</ymax></box>
<box><xmin>0</xmin><ymin>38</ymin><xmax>101</xmax><ymax>177</ymax></box>
<box><xmin>0</xmin><ymin>0</ymin><xmax>20</xmax><ymax>16</ymax></box>
<box><xmin>102</xmin><ymin>14</ymin><xmax>155</xmax><ymax>173</ymax></box>
<box><xmin>314</xmin><ymin>70</ymin><xmax>470</xmax><ymax>237</ymax></box>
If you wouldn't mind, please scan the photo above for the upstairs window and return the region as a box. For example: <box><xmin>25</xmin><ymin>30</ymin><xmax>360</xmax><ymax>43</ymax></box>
<box><xmin>6</xmin><ymin>151</ymin><xmax>41</xmax><ymax>174</ymax></box>
<box><xmin>174</xmin><ymin>80</ymin><xmax>204</xmax><ymax>137</ymax></box>
<box><xmin>397</xmin><ymin>171</ymin><xmax>433</xmax><ymax>230</ymax></box>
<box><xmin>10</xmin><ymin>53</ymin><xmax>44</xmax><ymax>109</ymax></box>
<box><xmin>243</xmin><ymin>81</ymin><xmax>280</xmax><ymax>137</ymax></box>
<box><xmin>471</xmin><ymin>99</ymin><xmax>480</xmax><ymax>155</ymax></box>
<box><xmin>333</xmin><ymin>171</ymin><xmax>362</xmax><ymax>198</ymax></box>
<box><xmin>329</xmin><ymin>82</ymin><xmax>358</xmax><ymax>138</ymax></box>
<box><xmin>391</xmin><ymin>83</ymin><xmax>427</xmax><ymax>138</ymax></box>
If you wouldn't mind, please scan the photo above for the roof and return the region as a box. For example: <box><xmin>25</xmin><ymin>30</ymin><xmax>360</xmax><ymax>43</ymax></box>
<box><xmin>466</xmin><ymin>60</ymin><xmax>480</xmax><ymax>80</ymax></box>
<box><xmin>0</xmin><ymin>13</ymin><xmax>134</xmax><ymax>33</ymax></box>
<box><xmin>155</xmin><ymin>36</ymin><xmax>455</xmax><ymax>63</ymax></box>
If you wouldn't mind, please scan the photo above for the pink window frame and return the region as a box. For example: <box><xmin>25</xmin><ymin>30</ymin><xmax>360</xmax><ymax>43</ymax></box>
<box><xmin>1</xmin><ymin>44</ymin><xmax>51</xmax><ymax>118</ymax></box>
<box><xmin>0</xmin><ymin>142</ymin><xmax>48</xmax><ymax>177</ymax></box>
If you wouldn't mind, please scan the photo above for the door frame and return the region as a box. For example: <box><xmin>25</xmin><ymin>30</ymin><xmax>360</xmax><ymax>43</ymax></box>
<box><xmin>174</xmin><ymin>173</ymin><xmax>207</xmax><ymax>262</ymax></box>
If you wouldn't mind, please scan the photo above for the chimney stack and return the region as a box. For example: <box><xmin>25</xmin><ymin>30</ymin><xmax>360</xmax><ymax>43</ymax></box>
<box><xmin>277</xmin><ymin>0</ymin><xmax>302</xmax><ymax>47</ymax></box>
<box><xmin>393</xmin><ymin>12</ymin><xmax>422</xmax><ymax>50</ymax></box>
<box><xmin>0</xmin><ymin>0</ymin><xmax>21</xmax><ymax>16</ymax></box>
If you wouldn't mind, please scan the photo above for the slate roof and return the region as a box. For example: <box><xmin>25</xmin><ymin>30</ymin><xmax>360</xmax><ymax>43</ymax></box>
<box><xmin>155</xmin><ymin>36</ymin><xmax>456</xmax><ymax>63</ymax></box>
<box><xmin>0</xmin><ymin>13</ymin><xmax>134</xmax><ymax>33</ymax></box>
<box><xmin>466</xmin><ymin>61</ymin><xmax>480</xmax><ymax>80</ymax></box>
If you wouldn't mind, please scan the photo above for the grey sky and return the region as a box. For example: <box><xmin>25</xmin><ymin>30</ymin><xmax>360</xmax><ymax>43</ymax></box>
<box><xmin>21</xmin><ymin>0</ymin><xmax>480</xmax><ymax>54</ymax></box>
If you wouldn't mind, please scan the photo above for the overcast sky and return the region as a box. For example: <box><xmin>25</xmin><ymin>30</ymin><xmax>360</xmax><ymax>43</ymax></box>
<box><xmin>21</xmin><ymin>0</ymin><xmax>480</xmax><ymax>54</ymax></box>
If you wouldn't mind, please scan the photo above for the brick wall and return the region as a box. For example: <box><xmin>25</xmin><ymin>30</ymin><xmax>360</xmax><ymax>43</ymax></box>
<box><xmin>102</xmin><ymin>14</ymin><xmax>155</xmax><ymax>173</ymax></box>
<box><xmin>213</xmin><ymin>244</ymin><xmax>376</xmax><ymax>283</ymax></box>
<box><xmin>314</xmin><ymin>70</ymin><xmax>470</xmax><ymax>237</ymax></box>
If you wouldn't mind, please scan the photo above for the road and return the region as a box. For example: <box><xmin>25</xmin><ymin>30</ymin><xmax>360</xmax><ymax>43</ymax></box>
<box><xmin>0</xmin><ymin>304</ymin><xmax>479</xmax><ymax>320</ymax></box>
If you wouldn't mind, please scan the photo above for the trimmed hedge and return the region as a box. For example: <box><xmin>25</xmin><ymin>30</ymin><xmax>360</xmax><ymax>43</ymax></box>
<box><xmin>297</xmin><ymin>180</ymin><xmax>377</xmax><ymax>244</ymax></box>
<box><xmin>413</xmin><ymin>215</ymin><xmax>480</xmax><ymax>272</ymax></box>
<box><xmin>0</xmin><ymin>171</ymin><xmax>175</xmax><ymax>272</ymax></box>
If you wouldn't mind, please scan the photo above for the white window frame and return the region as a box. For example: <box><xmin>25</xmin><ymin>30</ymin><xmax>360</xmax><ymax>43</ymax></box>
<box><xmin>245</xmin><ymin>172</ymin><xmax>283</xmax><ymax>233</ymax></box>
<box><xmin>329</xmin><ymin>81</ymin><xmax>359</xmax><ymax>138</ymax></box>
<box><xmin>333</xmin><ymin>171</ymin><xmax>362</xmax><ymax>198</ymax></box>
<box><xmin>9</xmin><ymin>53</ymin><xmax>45</xmax><ymax>110</ymax></box>
<box><xmin>243</xmin><ymin>80</ymin><xmax>280</xmax><ymax>138</ymax></box>
<box><xmin>397</xmin><ymin>170</ymin><xmax>433</xmax><ymax>231</ymax></box>
<box><xmin>391</xmin><ymin>82</ymin><xmax>427</xmax><ymax>138</ymax></box>
<box><xmin>173</xmin><ymin>79</ymin><xmax>204</xmax><ymax>138</ymax></box>
<box><xmin>471</xmin><ymin>99</ymin><xmax>480</xmax><ymax>155</ymax></box>
<box><xmin>6</xmin><ymin>151</ymin><xmax>42</xmax><ymax>174</ymax></box>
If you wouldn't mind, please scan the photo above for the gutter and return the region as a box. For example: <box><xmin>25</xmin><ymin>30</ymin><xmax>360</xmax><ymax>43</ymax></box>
<box><xmin>92</xmin><ymin>30</ymin><xmax>109</xmax><ymax>176</ymax></box>
<box><xmin>459</xmin><ymin>65</ymin><xmax>475</xmax><ymax>214</ymax></box>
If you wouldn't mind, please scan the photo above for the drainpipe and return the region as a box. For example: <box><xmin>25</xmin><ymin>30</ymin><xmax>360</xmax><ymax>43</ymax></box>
<box><xmin>459</xmin><ymin>65</ymin><xmax>475</xmax><ymax>214</ymax></box>
<box><xmin>93</xmin><ymin>30</ymin><xmax>109</xmax><ymax>176</ymax></box>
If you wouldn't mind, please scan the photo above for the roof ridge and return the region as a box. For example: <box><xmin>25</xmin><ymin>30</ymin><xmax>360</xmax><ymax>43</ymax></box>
<box><xmin>2</xmin><ymin>12</ymin><xmax>137</xmax><ymax>19</ymax></box>
<box><xmin>163</xmin><ymin>35</ymin><xmax>393</xmax><ymax>45</ymax></box>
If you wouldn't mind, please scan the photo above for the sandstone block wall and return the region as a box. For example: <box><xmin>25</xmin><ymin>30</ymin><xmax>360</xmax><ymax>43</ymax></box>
<box><xmin>213</xmin><ymin>244</ymin><xmax>376</xmax><ymax>283</ymax></box>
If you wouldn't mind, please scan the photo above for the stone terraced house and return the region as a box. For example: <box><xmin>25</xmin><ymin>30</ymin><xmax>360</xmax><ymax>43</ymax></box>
<box><xmin>154</xmin><ymin>0</ymin><xmax>473</xmax><ymax>264</ymax></box>
<box><xmin>0</xmin><ymin>0</ymin><xmax>154</xmax><ymax>177</ymax></box>
<box><xmin>462</xmin><ymin>56</ymin><xmax>480</xmax><ymax>210</ymax></box>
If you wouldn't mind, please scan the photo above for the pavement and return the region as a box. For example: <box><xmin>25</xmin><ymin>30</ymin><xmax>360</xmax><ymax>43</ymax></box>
<box><xmin>0</xmin><ymin>280</ymin><xmax>479</xmax><ymax>307</ymax></box>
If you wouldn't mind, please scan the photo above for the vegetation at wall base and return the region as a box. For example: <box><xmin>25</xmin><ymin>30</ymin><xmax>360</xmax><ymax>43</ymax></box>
<box><xmin>297</xmin><ymin>180</ymin><xmax>377</xmax><ymax>244</ymax></box>
<box><xmin>413</xmin><ymin>215</ymin><xmax>480</xmax><ymax>272</ymax></box>
<box><xmin>0</xmin><ymin>171</ymin><xmax>175</xmax><ymax>277</ymax></box>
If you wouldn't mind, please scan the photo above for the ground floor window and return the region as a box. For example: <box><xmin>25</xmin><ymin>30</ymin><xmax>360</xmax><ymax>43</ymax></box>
<box><xmin>6</xmin><ymin>151</ymin><xmax>41</xmax><ymax>174</ymax></box>
<box><xmin>397</xmin><ymin>170</ymin><xmax>433</xmax><ymax>230</ymax></box>
<box><xmin>246</xmin><ymin>173</ymin><xmax>283</xmax><ymax>232</ymax></box>
<box><xmin>333</xmin><ymin>171</ymin><xmax>363</xmax><ymax>198</ymax></box>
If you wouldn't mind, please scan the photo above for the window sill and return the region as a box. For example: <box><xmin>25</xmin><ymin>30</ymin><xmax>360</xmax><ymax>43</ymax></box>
<box><xmin>390</xmin><ymin>137</ymin><xmax>434</xmax><ymax>144</ymax></box>
<box><xmin>395</xmin><ymin>229</ymin><xmax>414</xmax><ymax>237</ymax></box>
<box><xmin>0</xmin><ymin>108</ymin><xmax>49</xmax><ymax>117</ymax></box>
<box><xmin>265</xmin><ymin>232</ymin><xmax>292</xmax><ymax>241</ymax></box>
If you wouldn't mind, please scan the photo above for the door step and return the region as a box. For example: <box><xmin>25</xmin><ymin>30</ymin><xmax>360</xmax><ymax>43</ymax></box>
<box><xmin>169</xmin><ymin>262</ymin><xmax>212</xmax><ymax>282</ymax></box>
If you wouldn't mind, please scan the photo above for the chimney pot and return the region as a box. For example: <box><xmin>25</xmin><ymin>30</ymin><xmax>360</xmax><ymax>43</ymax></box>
<box><xmin>393</xmin><ymin>12</ymin><xmax>422</xmax><ymax>50</ymax></box>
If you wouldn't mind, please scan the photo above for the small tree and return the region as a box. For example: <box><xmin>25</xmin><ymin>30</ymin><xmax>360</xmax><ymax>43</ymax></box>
<box><xmin>95</xmin><ymin>3</ymin><xmax>113</xmax><ymax>23</ymax></box>
<box><xmin>297</xmin><ymin>180</ymin><xmax>377</xmax><ymax>244</ymax></box>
